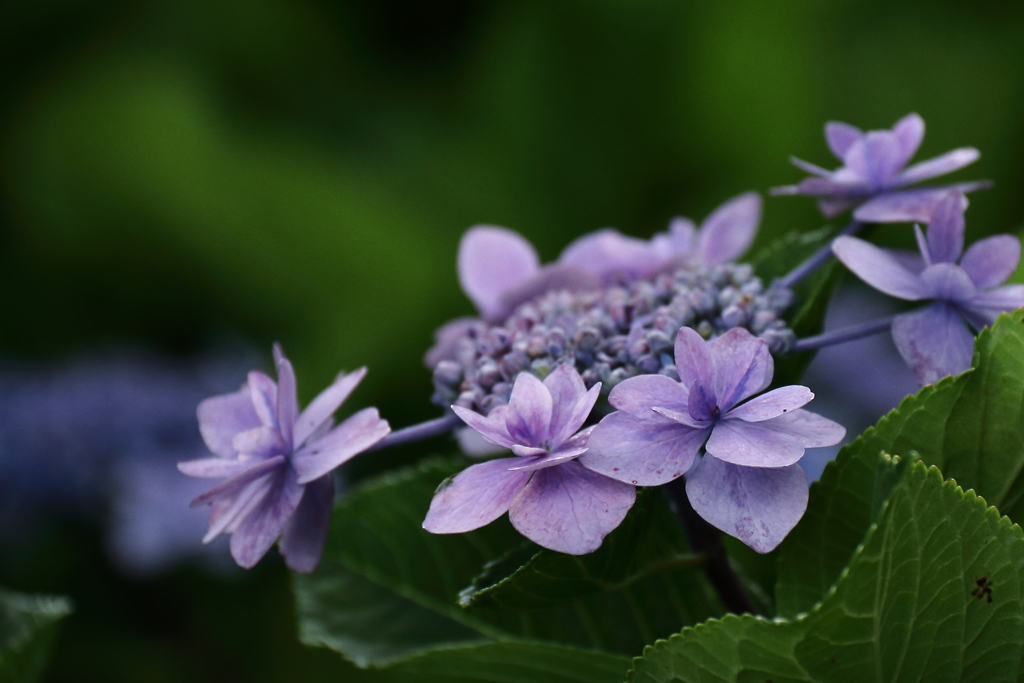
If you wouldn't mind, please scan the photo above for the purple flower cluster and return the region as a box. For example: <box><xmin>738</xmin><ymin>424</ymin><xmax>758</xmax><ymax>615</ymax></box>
<box><xmin>179</xmin><ymin>346</ymin><xmax>390</xmax><ymax>572</ymax></box>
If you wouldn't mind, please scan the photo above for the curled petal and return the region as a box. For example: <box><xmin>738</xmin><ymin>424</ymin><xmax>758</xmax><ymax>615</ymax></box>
<box><xmin>925</xmin><ymin>192</ymin><xmax>966</xmax><ymax>264</ymax></box>
<box><xmin>422</xmin><ymin>458</ymin><xmax>531</xmax><ymax>534</ymax></box>
<box><xmin>279</xmin><ymin>474</ymin><xmax>334</xmax><ymax>573</ymax></box>
<box><xmin>509</xmin><ymin>460</ymin><xmax>636</xmax><ymax>555</ymax></box>
<box><xmin>230</xmin><ymin>467</ymin><xmax>305</xmax><ymax>569</ymax></box>
<box><xmin>832</xmin><ymin>236</ymin><xmax>930</xmax><ymax>300</ymax></box>
<box><xmin>507</xmin><ymin>447</ymin><xmax>589</xmax><ymax>472</ymax></box>
<box><xmin>579</xmin><ymin>411</ymin><xmax>705</xmax><ymax>486</ymax></box>
<box><xmin>543</xmin><ymin>364</ymin><xmax>597</xmax><ymax>447</ymax></box>
<box><xmin>292</xmin><ymin>407</ymin><xmax>390</xmax><ymax>484</ymax></box>
<box><xmin>853</xmin><ymin>188</ymin><xmax>968</xmax><ymax>224</ymax></box>
<box><xmin>697</xmin><ymin>192</ymin><xmax>761</xmax><ymax>265</ymax></box>
<box><xmin>960</xmin><ymin>235</ymin><xmax>1021</xmax><ymax>290</ymax></box>
<box><xmin>685</xmin><ymin>456</ymin><xmax>809</xmax><ymax>554</ymax></box>
<box><xmin>505</xmin><ymin>372</ymin><xmax>553</xmax><ymax>447</ymax></box>
<box><xmin>608</xmin><ymin>374</ymin><xmax>690</xmax><ymax>419</ymax></box>
<box><xmin>707</xmin><ymin>328</ymin><xmax>773</xmax><ymax>412</ymax></box>
<box><xmin>727</xmin><ymin>386</ymin><xmax>814</xmax><ymax>422</ymax></box>
<box><xmin>204</xmin><ymin>476</ymin><xmax>274</xmax><ymax>543</ymax></box>
<box><xmin>897</xmin><ymin>147</ymin><xmax>980</xmax><ymax>186</ymax></box>
<box><xmin>197</xmin><ymin>387</ymin><xmax>261</xmax><ymax>457</ymax></box>
<box><xmin>293</xmin><ymin>368</ymin><xmax>367</xmax><ymax>448</ymax></box>
<box><xmin>705</xmin><ymin>420</ymin><xmax>805</xmax><ymax>468</ymax></box>
<box><xmin>825</xmin><ymin>121</ymin><xmax>863</xmax><ymax>159</ymax></box>
<box><xmin>674</xmin><ymin>326</ymin><xmax>716</xmax><ymax>394</ymax></box>
<box><xmin>892</xmin><ymin>304</ymin><xmax>975</xmax><ymax>386</ymax></box>
<box><xmin>451</xmin><ymin>405</ymin><xmax>516</xmax><ymax>450</ymax></box>
<box><xmin>458</xmin><ymin>225</ymin><xmax>540</xmax><ymax>321</ymax></box>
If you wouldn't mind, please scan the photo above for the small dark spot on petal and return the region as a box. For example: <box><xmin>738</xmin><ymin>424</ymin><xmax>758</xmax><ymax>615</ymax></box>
<box><xmin>631</xmin><ymin>480</ymin><xmax>638</xmax><ymax>484</ymax></box>
<box><xmin>613</xmin><ymin>467</ymin><xmax>619</xmax><ymax>471</ymax></box>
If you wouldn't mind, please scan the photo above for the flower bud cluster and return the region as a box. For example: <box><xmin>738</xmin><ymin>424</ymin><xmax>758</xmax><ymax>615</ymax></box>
<box><xmin>431</xmin><ymin>262</ymin><xmax>795</xmax><ymax>414</ymax></box>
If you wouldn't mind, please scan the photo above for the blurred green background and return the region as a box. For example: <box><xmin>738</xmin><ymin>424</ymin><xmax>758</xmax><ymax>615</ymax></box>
<box><xmin>2</xmin><ymin>0</ymin><xmax>1023</xmax><ymax>680</ymax></box>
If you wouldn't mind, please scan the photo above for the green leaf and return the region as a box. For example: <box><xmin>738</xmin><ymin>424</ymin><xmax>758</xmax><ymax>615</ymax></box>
<box><xmin>295</xmin><ymin>458</ymin><xmax>726</xmax><ymax>673</ymax></box>
<box><xmin>629</xmin><ymin>460</ymin><xmax>1024</xmax><ymax>682</ymax></box>
<box><xmin>777</xmin><ymin>310</ymin><xmax>1024</xmax><ymax>616</ymax></box>
<box><xmin>747</xmin><ymin>226</ymin><xmax>835</xmax><ymax>282</ymax></box>
<box><xmin>0</xmin><ymin>588</ymin><xmax>72</xmax><ymax>683</ymax></box>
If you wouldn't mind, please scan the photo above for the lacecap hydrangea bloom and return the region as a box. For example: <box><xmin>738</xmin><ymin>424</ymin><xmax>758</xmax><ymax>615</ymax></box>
<box><xmin>833</xmin><ymin>191</ymin><xmax>1024</xmax><ymax>386</ymax></box>
<box><xmin>773</xmin><ymin>113</ymin><xmax>987</xmax><ymax>223</ymax></box>
<box><xmin>178</xmin><ymin>345</ymin><xmax>390</xmax><ymax>571</ymax></box>
<box><xmin>423</xmin><ymin>364</ymin><xmax>635</xmax><ymax>555</ymax></box>
<box><xmin>581</xmin><ymin>327</ymin><xmax>845</xmax><ymax>553</ymax></box>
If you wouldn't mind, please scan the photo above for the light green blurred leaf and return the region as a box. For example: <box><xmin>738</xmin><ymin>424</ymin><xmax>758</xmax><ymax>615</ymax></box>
<box><xmin>0</xmin><ymin>588</ymin><xmax>71</xmax><ymax>683</ymax></box>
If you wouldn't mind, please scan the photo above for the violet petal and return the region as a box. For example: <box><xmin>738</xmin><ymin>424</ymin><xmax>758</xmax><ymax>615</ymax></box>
<box><xmin>558</xmin><ymin>229</ymin><xmax>661</xmax><ymax>282</ymax></box>
<box><xmin>505</xmin><ymin>372</ymin><xmax>553</xmax><ymax>446</ymax></box>
<box><xmin>197</xmin><ymin>387</ymin><xmax>262</xmax><ymax>457</ymax></box>
<box><xmin>707</xmin><ymin>328</ymin><xmax>773</xmax><ymax>412</ymax></box>
<box><xmin>543</xmin><ymin>364</ymin><xmax>596</xmax><ymax>447</ymax></box>
<box><xmin>704</xmin><ymin>419</ymin><xmax>806</xmax><ymax>468</ymax></box>
<box><xmin>962</xmin><ymin>285</ymin><xmax>1024</xmax><ymax>327</ymax></box>
<box><xmin>279</xmin><ymin>474</ymin><xmax>334</xmax><ymax>573</ymax></box>
<box><xmin>458</xmin><ymin>225</ymin><xmax>540</xmax><ymax>321</ymax></box>
<box><xmin>685</xmin><ymin>455</ymin><xmax>808</xmax><ymax>554</ymax></box>
<box><xmin>177</xmin><ymin>457</ymin><xmax>250</xmax><ymax>479</ymax></box>
<box><xmin>727</xmin><ymin>386</ymin><xmax>814</xmax><ymax>423</ymax></box>
<box><xmin>293</xmin><ymin>368</ymin><xmax>367</xmax><ymax>448</ymax></box>
<box><xmin>231</xmin><ymin>426</ymin><xmax>286</xmax><ymax>458</ymax></box>
<box><xmin>892</xmin><ymin>113</ymin><xmax>925</xmax><ymax>169</ymax></box>
<box><xmin>498</xmin><ymin>264</ymin><xmax>603</xmax><ymax>315</ymax></box>
<box><xmin>204</xmin><ymin>476</ymin><xmax>273</xmax><ymax>543</ymax></box>
<box><xmin>832</xmin><ymin>236</ymin><xmax>930</xmax><ymax>300</ymax></box>
<box><xmin>673</xmin><ymin>326</ymin><xmax>716</xmax><ymax>393</ymax></box>
<box><xmin>579</xmin><ymin>411</ymin><xmax>706</xmax><ymax>486</ymax></box>
<box><xmin>892</xmin><ymin>304</ymin><xmax>975</xmax><ymax>385</ymax></box>
<box><xmin>853</xmin><ymin>188</ymin><xmax>967</xmax><ymax>224</ymax></box>
<box><xmin>248</xmin><ymin>371</ymin><xmax>279</xmax><ymax>429</ymax></box>
<box><xmin>897</xmin><ymin>147</ymin><xmax>981</xmax><ymax>186</ymax></box>
<box><xmin>608</xmin><ymin>374</ymin><xmax>689</xmax><ymax>419</ymax></box>
<box><xmin>509</xmin><ymin>460</ymin><xmax>635</xmax><ymax>555</ymax></box>
<box><xmin>507</xmin><ymin>447</ymin><xmax>589</xmax><ymax>472</ymax></box>
<box><xmin>511</xmin><ymin>444</ymin><xmax>548</xmax><ymax>458</ymax></box>
<box><xmin>919</xmin><ymin>263</ymin><xmax>977</xmax><ymax>302</ymax></box>
<box><xmin>451</xmin><ymin>405</ymin><xmax>517</xmax><ymax>450</ymax></box>
<box><xmin>230</xmin><ymin>467</ymin><xmax>305</xmax><ymax>569</ymax></box>
<box><xmin>274</xmin><ymin>348</ymin><xmax>299</xmax><ymax>449</ymax></box>
<box><xmin>190</xmin><ymin>456</ymin><xmax>286</xmax><ymax>508</ymax></box>
<box><xmin>697</xmin><ymin>192</ymin><xmax>761</xmax><ymax>265</ymax></box>
<box><xmin>861</xmin><ymin>131</ymin><xmax>904</xmax><ymax>186</ymax></box>
<box><xmin>825</xmin><ymin>121</ymin><xmax>863</xmax><ymax>159</ymax></box>
<box><xmin>422</xmin><ymin>458</ymin><xmax>531</xmax><ymax>534</ymax></box>
<box><xmin>960</xmin><ymin>235</ymin><xmax>1021</xmax><ymax>289</ymax></box>
<box><xmin>292</xmin><ymin>407</ymin><xmax>390</xmax><ymax>484</ymax></box>
<box><xmin>925</xmin><ymin>191</ymin><xmax>965</xmax><ymax>264</ymax></box>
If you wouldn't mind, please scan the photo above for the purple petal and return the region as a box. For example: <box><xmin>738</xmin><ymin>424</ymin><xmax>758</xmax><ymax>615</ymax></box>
<box><xmin>279</xmin><ymin>474</ymin><xmax>334</xmax><ymax>573</ymax></box>
<box><xmin>686</xmin><ymin>381</ymin><xmax>717</xmax><ymax>423</ymax></box>
<box><xmin>558</xmin><ymin>229</ymin><xmax>661</xmax><ymax>282</ymax></box>
<box><xmin>817</xmin><ymin>196</ymin><xmax>861</xmax><ymax>218</ymax></box>
<box><xmin>579</xmin><ymin>411</ymin><xmax>706</xmax><ymax>486</ymax></box>
<box><xmin>685</xmin><ymin>456</ymin><xmax>808</xmax><ymax>554</ymax></box>
<box><xmin>892</xmin><ymin>304</ymin><xmax>975</xmax><ymax>386</ymax></box>
<box><xmin>293</xmin><ymin>368</ymin><xmax>366</xmax><ymax>448</ymax></box>
<box><xmin>507</xmin><ymin>447</ymin><xmax>589</xmax><ymax>472</ymax></box>
<box><xmin>422</xmin><ymin>458</ymin><xmax>531</xmax><ymax>534</ymax></box>
<box><xmin>509</xmin><ymin>460</ymin><xmax>635</xmax><ymax>555</ymax></box>
<box><xmin>178</xmin><ymin>457</ymin><xmax>249</xmax><ymax>479</ymax></box>
<box><xmin>458</xmin><ymin>225</ymin><xmax>540</xmax><ymax>321</ymax></box>
<box><xmin>760</xmin><ymin>409</ymin><xmax>846</xmax><ymax>448</ymax></box>
<box><xmin>608</xmin><ymin>374</ymin><xmax>689</xmax><ymax>419</ymax></box>
<box><xmin>854</xmin><ymin>188</ymin><xmax>968</xmax><ymax>224</ymax></box>
<box><xmin>790</xmin><ymin>156</ymin><xmax>834</xmax><ymax>178</ymax></box>
<box><xmin>705</xmin><ymin>420</ymin><xmax>806</xmax><ymax>468</ymax></box>
<box><xmin>673</xmin><ymin>326</ymin><xmax>715</xmax><ymax>394</ymax></box>
<box><xmin>825</xmin><ymin>121</ymin><xmax>863</xmax><ymax>159</ymax></box>
<box><xmin>962</xmin><ymin>285</ymin><xmax>1024</xmax><ymax>328</ymax></box>
<box><xmin>498</xmin><ymin>264</ymin><xmax>603</xmax><ymax>315</ymax></box>
<box><xmin>919</xmin><ymin>263</ymin><xmax>977</xmax><ymax>302</ymax></box>
<box><xmin>727</xmin><ymin>386</ymin><xmax>814</xmax><ymax>422</ymax></box>
<box><xmin>798</xmin><ymin>177</ymin><xmax>865</xmax><ymax>197</ymax></box>
<box><xmin>651</xmin><ymin>406</ymin><xmax>705</xmax><ymax>428</ymax></box>
<box><xmin>451</xmin><ymin>405</ymin><xmax>517</xmax><ymax>450</ymax></box>
<box><xmin>697</xmin><ymin>192</ymin><xmax>761</xmax><ymax>265</ymax></box>
<box><xmin>505</xmin><ymin>372</ymin><xmax>553</xmax><ymax>446</ymax></box>
<box><xmin>913</xmin><ymin>225</ymin><xmax>933</xmax><ymax>267</ymax></box>
<box><xmin>897</xmin><ymin>148</ymin><xmax>980</xmax><ymax>186</ymax></box>
<box><xmin>511</xmin><ymin>444</ymin><xmax>548</xmax><ymax>458</ymax></box>
<box><xmin>197</xmin><ymin>387</ymin><xmax>261</xmax><ymax>457</ymax></box>
<box><xmin>204</xmin><ymin>476</ymin><xmax>274</xmax><ymax>543</ymax></box>
<box><xmin>543</xmin><ymin>364</ymin><xmax>596</xmax><ymax>447</ymax></box>
<box><xmin>861</xmin><ymin>131</ymin><xmax>904</xmax><ymax>186</ymax></box>
<box><xmin>248</xmin><ymin>371</ymin><xmax>279</xmax><ymax>429</ymax></box>
<box><xmin>190</xmin><ymin>456</ymin><xmax>286</xmax><ymax>508</ymax></box>
<box><xmin>231</xmin><ymin>426</ymin><xmax>286</xmax><ymax>458</ymax></box>
<box><xmin>707</xmin><ymin>328</ymin><xmax>773</xmax><ymax>412</ymax></box>
<box><xmin>292</xmin><ymin>407</ymin><xmax>390</xmax><ymax>484</ymax></box>
<box><xmin>274</xmin><ymin>347</ymin><xmax>299</xmax><ymax>449</ymax></box>
<box><xmin>230</xmin><ymin>467</ymin><xmax>305</xmax><ymax>569</ymax></box>
<box><xmin>832</xmin><ymin>236</ymin><xmax>929</xmax><ymax>300</ymax></box>
<box><xmin>960</xmin><ymin>235</ymin><xmax>1021</xmax><ymax>289</ymax></box>
<box><xmin>892</xmin><ymin>113</ymin><xmax>925</xmax><ymax>169</ymax></box>
<box><xmin>925</xmin><ymin>192</ymin><xmax>965</xmax><ymax>264</ymax></box>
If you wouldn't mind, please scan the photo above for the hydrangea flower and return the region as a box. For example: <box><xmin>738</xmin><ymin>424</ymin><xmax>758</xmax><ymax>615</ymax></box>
<box><xmin>773</xmin><ymin>113</ymin><xmax>986</xmax><ymax>223</ymax></box>
<box><xmin>580</xmin><ymin>327</ymin><xmax>845</xmax><ymax>553</ymax></box>
<box><xmin>450</xmin><ymin>192</ymin><xmax>762</xmax><ymax>325</ymax></box>
<box><xmin>178</xmin><ymin>345</ymin><xmax>390</xmax><ymax>572</ymax></box>
<box><xmin>423</xmin><ymin>364</ymin><xmax>635</xmax><ymax>555</ymax></box>
<box><xmin>832</xmin><ymin>191</ymin><xmax>1024</xmax><ymax>386</ymax></box>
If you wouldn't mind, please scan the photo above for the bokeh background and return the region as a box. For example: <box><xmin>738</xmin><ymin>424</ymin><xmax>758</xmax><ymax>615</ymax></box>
<box><xmin>1</xmin><ymin>1</ymin><xmax>1022</xmax><ymax>680</ymax></box>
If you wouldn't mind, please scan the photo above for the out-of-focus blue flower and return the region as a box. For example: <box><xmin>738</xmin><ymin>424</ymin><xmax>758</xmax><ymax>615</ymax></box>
<box><xmin>832</xmin><ymin>191</ymin><xmax>1024</xmax><ymax>385</ymax></box>
<box><xmin>581</xmin><ymin>327</ymin><xmax>844</xmax><ymax>553</ymax></box>
<box><xmin>773</xmin><ymin>113</ymin><xmax>987</xmax><ymax>223</ymax></box>
<box><xmin>423</xmin><ymin>364</ymin><xmax>635</xmax><ymax>555</ymax></box>
<box><xmin>179</xmin><ymin>345</ymin><xmax>390</xmax><ymax>572</ymax></box>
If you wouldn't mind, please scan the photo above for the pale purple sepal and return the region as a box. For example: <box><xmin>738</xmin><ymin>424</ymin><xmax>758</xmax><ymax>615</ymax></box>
<box><xmin>279</xmin><ymin>474</ymin><xmax>334</xmax><ymax>573</ymax></box>
<box><xmin>608</xmin><ymin>374</ymin><xmax>690</xmax><ymax>418</ymax></box>
<box><xmin>505</xmin><ymin>373</ymin><xmax>553</xmax><ymax>446</ymax></box>
<box><xmin>292</xmin><ymin>407</ymin><xmax>391</xmax><ymax>485</ymax></box>
<box><xmin>545</xmin><ymin>365</ymin><xmax>600</xmax><ymax>446</ymax></box>
<box><xmin>293</xmin><ymin>368</ymin><xmax>367</xmax><ymax>448</ymax></box>
<box><xmin>498</xmin><ymin>264</ymin><xmax>602</xmax><ymax>315</ymax></box>
<box><xmin>558</xmin><ymin>229</ymin><xmax>662</xmax><ymax>283</ymax></box>
<box><xmin>177</xmin><ymin>457</ymin><xmax>250</xmax><ymax>479</ymax></box>
<box><xmin>673</xmin><ymin>326</ymin><xmax>715</xmax><ymax>392</ymax></box>
<box><xmin>924</xmin><ymin>193</ymin><xmax>965</xmax><ymax>264</ymax></box>
<box><xmin>964</xmin><ymin>286</ymin><xmax>1024</xmax><ymax>327</ymax></box>
<box><xmin>450</xmin><ymin>405</ymin><xmax>516</xmax><ymax>450</ymax></box>
<box><xmin>825</xmin><ymin>121</ymin><xmax>863</xmax><ymax>159</ymax></box>
<box><xmin>758</xmin><ymin>409</ymin><xmax>848</xmax><ymax>448</ymax></box>
<box><xmin>853</xmin><ymin>187</ymin><xmax>969</xmax><ymax>224</ymax></box>
<box><xmin>508</xmin><ymin>461</ymin><xmax>636</xmax><ymax>555</ymax></box>
<box><xmin>892</xmin><ymin>304</ymin><xmax>976</xmax><ymax>386</ymax></box>
<box><xmin>697</xmin><ymin>192</ymin><xmax>762</xmax><ymax>266</ymax></box>
<box><xmin>508</xmin><ymin>447</ymin><xmax>590</xmax><ymax>472</ymax></box>
<box><xmin>960</xmin><ymin>236</ymin><xmax>1021</xmax><ymax>289</ymax></box>
<box><xmin>704</xmin><ymin>420</ymin><xmax>806</xmax><ymax>468</ymax></box>
<box><xmin>898</xmin><ymin>147</ymin><xmax>980</xmax><ymax>186</ymax></box>
<box><xmin>707</xmin><ymin>328</ymin><xmax>773</xmax><ymax>411</ymax></box>
<box><xmin>919</xmin><ymin>263</ymin><xmax>976</xmax><ymax>301</ymax></box>
<box><xmin>232</xmin><ymin>426</ymin><xmax>286</xmax><ymax>458</ymax></box>
<box><xmin>458</xmin><ymin>225</ymin><xmax>540</xmax><ymax>321</ymax></box>
<box><xmin>422</xmin><ymin>458</ymin><xmax>532</xmax><ymax>534</ymax></box>
<box><xmin>274</xmin><ymin>346</ymin><xmax>298</xmax><ymax>448</ymax></box>
<box><xmin>198</xmin><ymin>387</ymin><xmax>261</xmax><ymax>457</ymax></box>
<box><xmin>190</xmin><ymin>456</ymin><xmax>286</xmax><ymax>509</ymax></box>
<box><xmin>726</xmin><ymin>386</ymin><xmax>814</xmax><ymax>422</ymax></box>
<box><xmin>579</xmin><ymin>411</ymin><xmax>705</xmax><ymax>486</ymax></box>
<box><xmin>230</xmin><ymin>467</ymin><xmax>305</xmax><ymax>569</ymax></box>
<box><xmin>248</xmin><ymin>371</ymin><xmax>278</xmax><ymax>429</ymax></box>
<box><xmin>685</xmin><ymin>455</ymin><xmax>809</xmax><ymax>554</ymax></box>
<box><xmin>832</xmin><ymin>236</ymin><xmax>930</xmax><ymax>300</ymax></box>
